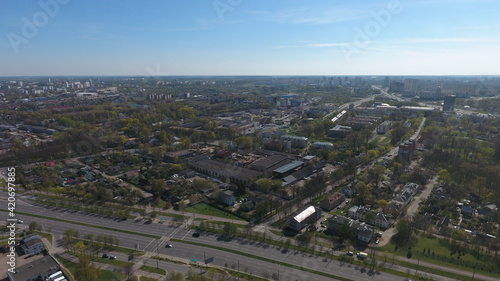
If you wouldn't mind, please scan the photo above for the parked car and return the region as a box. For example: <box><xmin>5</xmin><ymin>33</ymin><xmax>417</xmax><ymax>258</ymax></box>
<box><xmin>102</xmin><ymin>254</ymin><xmax>109</xmax><ymax>258</ymax></box>
<box><xmin>192</xmin><ymin>232</ymin><xmax>200</xmax><ymax>238</ymax></box>
<box><xmin>165</xmin><ymin>244</ymin><xmax>173</xmax><ymax>248</ymax></box>
<box><xmin>109</xmin><ymin>255</ymin><xmax>117</xmax><ymax>259</ymax></box>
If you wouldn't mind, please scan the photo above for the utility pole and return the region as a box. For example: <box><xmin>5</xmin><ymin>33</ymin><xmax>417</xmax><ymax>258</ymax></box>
<box><xmin>414</xmin><ymin>255</ymin><xmax>420</xmax><ymax>276</ymax></box>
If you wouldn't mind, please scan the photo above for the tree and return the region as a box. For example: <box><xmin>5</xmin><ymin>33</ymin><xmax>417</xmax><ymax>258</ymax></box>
<box><xmin>75</xmin><ymin>254</ymin><xmax>99</xmax><ymax>281</ymax></box>
<box><xmin>365</xmin><ymin>211</ymin><xmax>375</xmax><ymax>223</ymax></box>
<box><xmin>28</xmin><ymin>221</ymin><xmax>40</xmax><ymax>232</ymax></box>
<box><xmin>84</xmin><ymin>233</ymin><xmax>94</xmax><ymax>243</ymax></box>
<box><xmin>392</xmin><ymin>219</ymin><xmax>413</xmax><ymax>248</ymax></box>
<box><xmin>223</xmin><ymin>222</ymin><xmax>237</xmax><ymax>237</ymax></box>
<box><xmin>355</xmin><ymin>181</ymin><xmax>371</xmax><ymax>205</ymax></box>
<box><xmin>151</xmin><ymin>179</ymin><xmax>166</xmax><ymax>197</ymax></box>
<box><xmin>378</xmin><ymin>199</ymin><xmax>389</xmax><ymax>210</ymax></box>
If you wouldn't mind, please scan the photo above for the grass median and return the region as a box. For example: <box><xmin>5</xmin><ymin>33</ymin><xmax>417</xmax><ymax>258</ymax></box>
<box><xmin>171</xmin><ymin>238</ymin><xmax>356</xmax><ymax>281</ymax></box>
<box><xmin>2</xmin><ymin>209</ymin><xmax>160</xmax><ymax>239</ymax></box>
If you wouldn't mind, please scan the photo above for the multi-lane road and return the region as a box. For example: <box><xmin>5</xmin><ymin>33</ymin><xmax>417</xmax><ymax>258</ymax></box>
<box><xmin>1</xmin><ymin>192</ymin><xmax>467</xmax><ymax>281</ymax></box>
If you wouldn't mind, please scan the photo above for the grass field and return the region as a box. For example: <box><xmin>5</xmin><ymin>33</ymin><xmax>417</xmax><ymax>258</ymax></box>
<box><xmin>186</xmin><ymin>203</ymin><xmax>244</xmax><ymax>221</ymax></box>
<box><xmin>378</xmin><ymin>232</ymin><xmax>500</xmax><ymax>278</ymax></box>
<box><xmin>140</xmin><ymin>265</ymin><xmax>166</xmax><ymax>275</ymax></box>
<box><xmin>56</xmin><ymin>255</ymin><xmax>124</xmax><ymax>281</ymax></box>
<box><xmin>371</xmin><ymin>135</ymin><xmax>391</xmax><ymax>146</ymax></box>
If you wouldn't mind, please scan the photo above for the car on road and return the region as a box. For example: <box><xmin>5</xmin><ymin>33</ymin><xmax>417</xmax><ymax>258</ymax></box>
<box><xmin>109</xmin><ymin>255</ymin><xmax>117</xmax><ymax>259</ymax></box>
<box><xmin>346</xmin><ymin>251</ymin><xmax>354</xmax><ymax>256</ymax></box>
<box><xmin>165</xmin><ymin>244</ymin><xmax>173</xmax><ymax>248</ymax></box>
<box><xmin>17</xmin><ymin>219</ymin><xmax>23</xmax><ymax>224</ymax></box>
<box><xmin>102</xmin><ymin>254</ymin><xmax>108</xmax><ymax>258</ymax></box>
<box><xmin>375</xmin><ymin>239</ymin><xmax>380</xmax><ymax>244</ymax></box>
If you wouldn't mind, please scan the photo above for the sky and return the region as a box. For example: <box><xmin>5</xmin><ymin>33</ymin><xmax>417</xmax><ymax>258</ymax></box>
<box><xmin>1</xmin><ymin>0</ymin><xmax>500</xmax><ymax>76</ymax></box>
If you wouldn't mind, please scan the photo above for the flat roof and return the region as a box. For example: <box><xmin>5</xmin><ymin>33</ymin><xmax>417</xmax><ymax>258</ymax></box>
<box><xmin>273</xmin><ymin>160</ymin><xmax>303</xmax><ymax>174</ymax></box>
<box><xmin>190</xmin><ymin>159</ymin><xmax>262</xmax><ymax>181</ymax></box>
<box><xmin>8</xmin><ymin>255</ymin><xmax>60</xmax><ymax>281</ymax></box>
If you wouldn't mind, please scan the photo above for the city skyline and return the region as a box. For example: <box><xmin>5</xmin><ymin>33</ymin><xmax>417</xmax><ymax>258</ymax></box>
<box><xmin>1</xmin><ymin>0</ymin><xmax>500</xmax><ymax>76</ymax></box>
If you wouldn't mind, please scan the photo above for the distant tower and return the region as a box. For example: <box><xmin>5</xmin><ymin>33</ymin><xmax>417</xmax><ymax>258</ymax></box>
<box><xmin>443</xmin><ymin>95</ymin><xmax>456</xmax><ymax>112</ymax></box>
<box><xmin>436</xmin><ymin>81</ymin><xmax>443</xmax><ymax>99</ymax></box>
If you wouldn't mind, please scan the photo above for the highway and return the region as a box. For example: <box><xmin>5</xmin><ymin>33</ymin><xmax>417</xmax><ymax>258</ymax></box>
<box><xmin>0</xmin><ymin>193</ymin><xmax>419</xmax><ymax>281</ymax></box>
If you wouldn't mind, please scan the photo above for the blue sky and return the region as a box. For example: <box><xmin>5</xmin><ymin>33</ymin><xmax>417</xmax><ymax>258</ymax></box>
<box><xmin>1</xmin><ymin>0</ymin><xmax>499</xmax><ymax>76</ymax></box>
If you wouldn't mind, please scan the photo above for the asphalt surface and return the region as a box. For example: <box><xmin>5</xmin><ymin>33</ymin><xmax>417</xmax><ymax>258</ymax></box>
<box><xmin>0</xmin><ymin>193</ymin><xmax>412</xmax><ymax>281</ymax></box>
<box><xmin>0</xmin><ymin>192</ymin><xmax>484</xmax><ymax>281</ymax></box>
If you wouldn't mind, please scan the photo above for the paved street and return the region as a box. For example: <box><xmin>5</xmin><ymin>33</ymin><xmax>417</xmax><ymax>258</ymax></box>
<box><xmin>0</xmin><ymin>193</ymin><xmax>405</xmax><ymax>281</ymax></box>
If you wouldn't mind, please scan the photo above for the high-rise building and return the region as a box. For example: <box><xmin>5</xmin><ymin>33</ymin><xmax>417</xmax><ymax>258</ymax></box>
<box><xmin>403</xmin><ymin>79</ymin><xmax>419</xmax><ymax>97</ymax></box>
<box><xmin>390</xmin><ymin>81</ymin><xmax>404</xmax><ymax>93</ymax></box>
<box><xmin>443</xmin><ymin>95</ymin><xmax>456</xmax><ymax>111</ymax></box>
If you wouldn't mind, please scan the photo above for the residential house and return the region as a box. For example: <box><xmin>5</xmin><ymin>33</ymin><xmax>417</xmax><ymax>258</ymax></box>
<box><xmin>351</xmin><ymin>220</ymin><xmax>374</xmax><ymax>243</ymax></box>
<box><xmin>348</xmin><ymin>205</ymin><xmax>369</xmax><ymax>220</ymax></box>
<box><xmin>241</xmin><ymin>201</ymin><xmax>255</xmax><ymax>211</ymax></box>
<box><xmin>280</xmin><ymin>135</ymin><xmax>308</xmax><ymax>148</ymax></box>
<box><xmin>348</xmin><ymin>206</ymin><xmax>391</xmax><ymax>229</ymax></box>
<box><xmin>343</xmin><ymin>181</ymin><xmax>358</xmax><ymax>197</ymax></box>
<box><xmin>320</xmin><ymin>192</ymin><xmax>345</xmax><ymax>211</ymax></box>
<box><xmin>313</xmin><ymin>142</ymin><xmax>334</xmax><ymax>150</ymax></box>
<box><xmin>327</xmin><ymin>215</ymin><xmax>375</xmax><ymax>243</ymax></box>
<box><xmin>461</xmin><ymin>206</ymin><xmax>475</xmax><ymax>218</ymax></box>
<box><xmin>377</xmin><ymin>120</ymin><xmax>392</xmax><ymax>134</ymax></box>
<box><xmin>20</xmin><ymin>233</ymin><xmax>45</xmax><ymax>256</ymax></box>
<box><xmin>328</xmin><ymin>125</ymin><xmax>352</xmax><ymax>138</ymax></box>
<box><xmin>374</xmin><ymin>212</ymin><xmax>391</xmax><ymax>229</ymax></box>
<box><xmin>220</xmin><ymin>190</ymin><xmax>236</xmax><ymax>206</ymax></box>
<box><xmin>288</xmin><ymin>206</ymin><xmax>322</xmax><ymax>231</ymax></box>
<box><xmin>392</xmin><ymin>183</ymin><xmax>419</xmax><ymax>206</ymax></box>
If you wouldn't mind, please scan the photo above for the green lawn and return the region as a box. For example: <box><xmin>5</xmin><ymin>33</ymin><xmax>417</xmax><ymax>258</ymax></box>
<box><xmin>140</xmin><ymin>265</ymin><xmax>166</xmax><ymax>275</ymax></box>
<box><xmin>378</xmin><ymin>232</ymin><xmax>500</xmax><ymax>278</ymax></box>
<box><xmin>270</xmin><ymin>230</ymin><xmax>283</xmax><ymax>237</ymax></box>
<box><xmin>97</xmin><ymin>269</ymin><xmax>123</xmax><ymax>281</ymax></box>
<box><xmin>55</xmin><ymin>255</ymin><xmax>124</xmax><ymax>281</ymax></box>
<box><xmin>186</xmin><ymin>203</ymin><xmax>244</xmax><ymax>221</ymax></box>
<box><xmin>371</xmin><ymin>135</ymin><xmax>391</xmax><ymax>146</ymax></box>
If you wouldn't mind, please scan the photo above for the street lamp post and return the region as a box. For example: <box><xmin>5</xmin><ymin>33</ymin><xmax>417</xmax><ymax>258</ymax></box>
<box><xmin>156</xmin><ymin>240</ymin><xmax>159</xmax><ymax>268</ymax></box>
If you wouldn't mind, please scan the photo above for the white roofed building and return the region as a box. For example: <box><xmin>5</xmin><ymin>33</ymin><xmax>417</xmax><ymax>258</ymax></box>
<box><xmin>288</xmin><ymin>205</ymin><xmax>322</xmax><ymax>231</ymax></box>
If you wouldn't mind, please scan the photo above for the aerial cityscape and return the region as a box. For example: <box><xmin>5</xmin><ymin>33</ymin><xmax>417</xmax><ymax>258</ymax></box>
<box><xmin>1</xmin><ymin>1</ymin><xmax>500</xmax><ymax>281</ymax></box>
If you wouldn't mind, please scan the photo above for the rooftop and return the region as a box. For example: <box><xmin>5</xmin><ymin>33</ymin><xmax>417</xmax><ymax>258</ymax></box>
<box><xmin>292</xmin><ymin>206</ymin><xmax>317</xmax><ymax>223</ymax></box>
<box><xmin>8</xmin><ymin>255</ymin><xmax>60</xmax><ymax>281</ymax></box>
<box><xmin>274</xmin><ymin>160</ymin><xmax>304</xmax><ymax>174</ymax></box>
